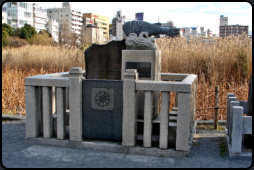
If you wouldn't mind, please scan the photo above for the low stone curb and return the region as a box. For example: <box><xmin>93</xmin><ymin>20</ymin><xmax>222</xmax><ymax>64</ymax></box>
<box><xmin>2</xmin><ymin>114</ymin><xmax>26</xmax><ymax>120</ymax></box>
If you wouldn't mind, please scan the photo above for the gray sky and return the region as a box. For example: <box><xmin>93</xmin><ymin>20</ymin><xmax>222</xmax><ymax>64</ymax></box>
<box><xmin>35</xmin><ymin>2</ymin><xmax>252</xmax><ymax>35</ymax></box>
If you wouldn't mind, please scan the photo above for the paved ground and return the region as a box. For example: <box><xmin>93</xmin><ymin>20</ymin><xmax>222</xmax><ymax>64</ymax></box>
<box><xmin>2</xmin><ymin>119</ymin><xmax>253</xmax><ymax>168</ymax></box>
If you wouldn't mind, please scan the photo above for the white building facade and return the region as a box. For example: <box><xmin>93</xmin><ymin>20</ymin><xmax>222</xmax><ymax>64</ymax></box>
<box><xmin>33</xmin><ymin>3</ymin><xmax>47</xmax><ymax>33</ymax></box>
<box><xmin>47</xmin><ymin>19</ymin><xmax>59</xmax><ymax>42</ymax></box>
<box><xmin>2</xmin><ymin>2</ymin><xmax>33</xmax><ymax>29</ymax></box>
<box><xmin>111</xmin><ymin>10</ymin><xmax>130</xmax><ymax>40</ymax></box>
<box><xmin>2</xmin><ymin>12</ymin><xmax>7</xmax><ymax>24</ymax></box>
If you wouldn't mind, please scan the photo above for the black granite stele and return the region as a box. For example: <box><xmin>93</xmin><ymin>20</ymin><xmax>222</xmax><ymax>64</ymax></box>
<box><xmin>84</xmin><ymin>39</ymin><xmax>126</xmax><ymax>80</ymax></box>
<box><xmin>82</xmin><ymin>79</ymin><xmax>123</xmax><ymax>141</ymax></box>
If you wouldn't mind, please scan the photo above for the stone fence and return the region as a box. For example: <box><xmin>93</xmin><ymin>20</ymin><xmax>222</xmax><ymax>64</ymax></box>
<box><xmin>25</xmin><ymin>67</ymin><xmax>197</xmax><ymax>154</ymax></box>
<box><xmin>226</xmin><ymin>93</ymin><xmax>252</xmax><ymax>155</ymax></box>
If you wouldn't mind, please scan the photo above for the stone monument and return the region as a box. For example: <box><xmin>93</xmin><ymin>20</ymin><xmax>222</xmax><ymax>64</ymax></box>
<box><xmin>84</xmin><ymin>39</ymin><xmax>126</xmax><ymax>80</ymax></box>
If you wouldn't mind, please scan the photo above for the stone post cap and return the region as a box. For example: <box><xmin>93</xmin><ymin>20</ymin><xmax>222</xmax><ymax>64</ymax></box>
<box><xmin>69</xmin><ymin>67</ymin><xmax>82</xmax><ymax>74</ymax></box>
<box><xmin>124</xmin><ymin>69</ymin><xmax>139</xmax><ymax>80</ymax></box>
<box><xmin>126</xmin><ymin>69</ymin><xmax>137</xmax><ymax>74</ymax></box>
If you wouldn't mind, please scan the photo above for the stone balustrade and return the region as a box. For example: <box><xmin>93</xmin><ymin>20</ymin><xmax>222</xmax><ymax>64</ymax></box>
<box><xmin>122</xmin><ymin>70</ymin><xmax>198</xmax><ymax>151</ymax></box>
<box><xmin>25</xmin><ymin>68</ymin><xmax>86</xmax><ymax>141</ymax></box>
<box><xmin>226</xmin><ymin>94</ymin><xmax>252</xmax><ymax>155</ymax></box>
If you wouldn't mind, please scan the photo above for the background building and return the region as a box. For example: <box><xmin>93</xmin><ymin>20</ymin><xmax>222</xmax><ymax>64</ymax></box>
<box><xmin>47</xmin><ymin>2</ymin><xmax>83</xmax><ymax>35</ymax></box>
<box><xmin>135</xmin><ymin>12</ymin><xmax>144</xmax><ymax>21</ymax></box>
<box><xmin>83</xmin><ymin>26</ymin><xmax>104</xmax><ymax>44</ymax></box>
<box><xmin>2</xmin><ymin>12</ymin><xmax>7</xmax><ymax>24</ymax></box>
<box><xmin>3</xmin><ymin>2</ymin><xmax>34</xmax><ymax>29</ymax></box>
<box><xmin>83</xmin><ymin>13</ymin><xmax>109</xmax><ymax>41</ymax></box>
<box><xmin>111</xmin><ymin>10</ymin><xmax>130</xmax><ymax>40</ymax></box>
<box><xmin>219</xmin><ymin>15</ymin><xmax>249</xmax><ymax>38</ymax></box>
<box><xmin>47</xmin><ymin>19</ymin><xmax>59</xmax><ymax>42</ymax></box>
<box><xmin>220</xmin><ymin>15</ymin><xmax>228</xmax><ymax>26</ymax></box>
<box><xmin>33</xmin><ymin>3</ymin><xmax>47</xmax><ymax>33</ymax></box>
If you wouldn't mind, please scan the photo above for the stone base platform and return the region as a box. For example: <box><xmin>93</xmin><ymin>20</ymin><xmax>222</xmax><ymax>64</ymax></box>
<box><xmin>24</xmin><ymin>120</ymin><xmax>197</xmax><ymax>158</ymax></box>
<box><xmin>225</xmin><ymin>129</ymin><xmax>252</xmax><ymax>160</ymax></box>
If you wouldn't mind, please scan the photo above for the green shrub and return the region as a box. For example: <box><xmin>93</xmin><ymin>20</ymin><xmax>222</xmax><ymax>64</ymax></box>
<box><xmin>2</xmin><ymin>30</ymin><xmax>9</xmax><ymax>47</ymax></box>
<box><xmin>19</xmin><ymin>27</ymin><xmax>29</xmax><ymax>41</ymax></box>
<box><xmin>24</xmin><ymin>23</ymin><xmax>37</xmax><ymax>39</ymax></box>
<box><xmin>14</xmin><ymin>28</ymin><xmax>21</xmax><ymax>37</ymax></box>
<box><xmin>39</xmin><ymin>30</ymin><xmax>52</xmax><ymax>37</ymax></box>
<box><xmin>28</xmin><ymin>33</ymin><xmax>54</xmax><ymax>46</ymax></box>
<box><xmin>2</xmin><ymin>23</ymin><xmax>13</xmax><ymax>36</ymax></box>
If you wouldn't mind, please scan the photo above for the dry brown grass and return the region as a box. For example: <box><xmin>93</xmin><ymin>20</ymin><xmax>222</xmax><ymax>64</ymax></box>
<box><xmin>2</xmin><ymin>35</ymin><xmax>252</xmax><ymax>120</ymax></box>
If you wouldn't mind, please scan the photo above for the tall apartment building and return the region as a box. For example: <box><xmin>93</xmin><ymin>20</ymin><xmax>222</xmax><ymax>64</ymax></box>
<box><xmin>111</xmin><ymin>10</ymin><xmax>129</xmax><ymax>40</ymax></box>
<box><xmin>47</xmin><ymin>2</ymin><xmax>83</xmax><ymax>35</ymax></box>
<box><xmin>33</xmin><ymin>3</ymin><xmax>47</xmax><ymax>33</ymax></box>
<box><xmin>47</xmin><ymin>19</ymin><xmax>59</xmax><ymax>42</ymax></box>
<box><xmin>83</xmin><ymin>13</ymin><xmax>109</xmax><ymax>41</ymax></box>
<box><xmin>2</xmin><ymin>2</ymin><xmax>33</xmax><ymax>29</ymax></box>
<box><xmin>219</xmin><ymin>15</ymin><xmax>249</xmax><ymax>38</ymax></box>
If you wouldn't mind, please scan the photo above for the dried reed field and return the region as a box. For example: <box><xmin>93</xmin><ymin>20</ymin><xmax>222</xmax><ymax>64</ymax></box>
<box><xmin>2</xmin><ymin>35</ymin><xmax>252</xmax><ymax>120</ymax></box>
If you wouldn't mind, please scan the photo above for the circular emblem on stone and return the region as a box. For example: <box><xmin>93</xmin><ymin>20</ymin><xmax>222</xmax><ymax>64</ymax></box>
<box><xmin>95</xmin><ymin>91</ymin><xmax>110</xmax><ymax>106</ymax></box>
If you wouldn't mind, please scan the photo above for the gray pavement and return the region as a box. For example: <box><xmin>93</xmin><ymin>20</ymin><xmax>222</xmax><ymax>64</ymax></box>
<box><xmin>2</xmin><ymin>119</ymin><xmax>253</xmax><ymax>168</ymax></box>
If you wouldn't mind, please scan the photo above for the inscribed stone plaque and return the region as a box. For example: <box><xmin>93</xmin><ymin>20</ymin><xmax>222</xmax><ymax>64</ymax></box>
<box><xmin>91</xmin><ymin>88</ymin><xmax>114</xmax><ymax>111</ymax></box>
<box><xmin>84</xmin><ymin>39</ymin><xmax>126</xmax><ymax>80</ymax></box>
<box><xmin>82</xmin><ymin>79</ymin><xmax>123</xmax><ymax>141</ymax></box>
<box><xmin>126</xmin><ymin>62</ymin><xmax>151</xmax><ymax>78</ymax></box>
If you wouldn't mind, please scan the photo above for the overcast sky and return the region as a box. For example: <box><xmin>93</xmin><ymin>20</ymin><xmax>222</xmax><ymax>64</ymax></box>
<box><xmin>35</xmin><ymin>2</ymin><xmax>252</xmax><ymax>35</ymax></box>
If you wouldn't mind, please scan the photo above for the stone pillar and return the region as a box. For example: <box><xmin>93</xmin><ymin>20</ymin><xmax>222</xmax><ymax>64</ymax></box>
<box><xmin>25</xmin><ymin>86</ymin><xmax>41</xmax><ymax>138</ymax></box>
<box><xmin>159</xmin><ymin>91</ymin><xmax>170</xmax><ymax>149</ymax></box>
<box><xmin>229</xmin><ymin>100</ymin><xmax>240</xmax><ymax>144</ymax></box>
<box><xmin>176</xmin><ymin>92</ymin><xmax>191</xmax><ymax>151</ymax></box>
<box><xmin>56</xmin><ymin>87</ymin><xmax>66</xmax><ymax>140</ymax></box>
<box><xmin>226</xmin><ymin>94</ymin><xmax>235</xmax><ymax>131</ymax></box>
<box><xmin>43</xmin><ymin>86</ymin><xmax>53</xmax><ymax>139</ymax></box>
<box><xmin>122</xmin><ymin>69</ymin><xmax>138</xmax><ymax>146</ymax></box>
<box><xmin>69</xmin><ymin>67</ymin><xmax>83</xmax><ymax>142</ymax></box>
<box><xmin>231</xmin><ymin>106</ymin><xmax>243</xmax><ymax>154</ymax></box>
<box><xmin>143</xmin><ymin>91</ymin><xmax>153</xmax><ymax>148</ymax></box>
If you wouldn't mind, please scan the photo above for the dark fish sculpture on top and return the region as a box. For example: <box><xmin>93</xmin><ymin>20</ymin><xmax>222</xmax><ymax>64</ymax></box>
<box><xmin>123</xmin><ymin>21</ymin><xmax>180</xmax><ymax>38</ymax></box>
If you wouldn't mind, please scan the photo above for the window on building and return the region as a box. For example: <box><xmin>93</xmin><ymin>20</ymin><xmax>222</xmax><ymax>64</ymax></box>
<box><xmin>61</xmin><ymin>10</ymin><xmax>62</xmax><ymax>12</ymax></box>
<box><xmin>66</xmin><ymin>15</ymin><xmax>68</xmax><ymax>17</ymax></box>
<box><xmin>49</xmin><ymin>11</ymin><xmax>52</xmax><ymax>13</ymax></box>
<box><xmin>61</xmin><ymin>15</ymin><xmax>62</xmax><ymax>17</ymax></box>
<box><xmin>55</xmin><ymin>10</ymin><xmax>57</xmax><ymax>12</ymax></box>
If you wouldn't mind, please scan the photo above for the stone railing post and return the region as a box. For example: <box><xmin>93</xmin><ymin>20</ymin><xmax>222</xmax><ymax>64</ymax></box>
<box><xmin>176</xmin><ymin>92</ymin><xmax>191</xmax><ymax>151</ymax></box>
<box><xmin>229</xmin><ymin>100</ymin><xmax>240</xmax><ymax>144</ymax></box>
<box><xmin>231</xmin><ymin>106</ymin><xmax>244</xmax><ymax>154</ymax></box>
<box><xmin>143</xmin><ymin>90</ymin><xmax>153</xmax><ymax>148</ymax></box>
<box><xmin>25</xmin><ymin>86</ymin><xmax>41</xmax><ymax>138</ymax></box>
<box><xmin>56</xmin><ymin>87</ymin><xmax>66</xmax><ymax>140</ymax></box>
<box><xmin>122</xmin><ymin>69</ymin><xmax>138</xmax><ymax>146</ymax></box>
<box><xmin>159</xmin><ymin>91</ymin><xmax>170</xmax><ymax>149</ymax></box>
<box><xmin>226</xmin><ymin>94</ymin><xmax>235</xmax><ymax>131</ymax></box>
<box><xmin>69</xmin><ymin>67</ymin><xmax>83</xmax><ymax>142</ymax></box>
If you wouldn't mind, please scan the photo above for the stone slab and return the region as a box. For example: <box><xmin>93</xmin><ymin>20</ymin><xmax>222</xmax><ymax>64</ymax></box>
<box><xmin>24</xmin><ymin>137</ymin><xmax>189</xmax><ymax>158</ymax></box>
<box><xmin>82</xmin><ymin>79</ymin><xmax>123</xmax><ymax>141</ymax></box>
<box><xmin>85</xmin><ymin>39</ymin><xmax>126</xmax><ymax>80</ymax></box>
